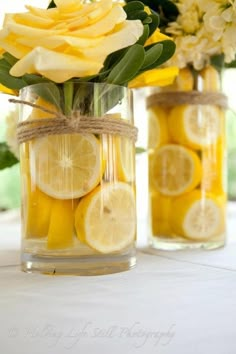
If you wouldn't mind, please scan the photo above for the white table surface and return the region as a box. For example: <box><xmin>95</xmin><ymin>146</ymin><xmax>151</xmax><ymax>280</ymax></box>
<box><xmin>1</xmin><ymin>204</ymin><xmax>236</xmax><ymax>354</ymax></box>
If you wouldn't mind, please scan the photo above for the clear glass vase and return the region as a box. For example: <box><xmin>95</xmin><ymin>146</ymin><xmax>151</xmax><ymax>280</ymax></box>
<box><xmin>147</xmin><ymin>65</ymin><xmax>227</xmax><ymax>250</ymax></box>
<box><xmin>19</xmin><ymin>82</ymin><xmax>136</xmax><ymax>275</ymax></box>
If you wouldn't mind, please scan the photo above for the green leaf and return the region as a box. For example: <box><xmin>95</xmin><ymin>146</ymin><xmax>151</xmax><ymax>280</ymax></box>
<box><xmin>226</xmin><ymin>60</ymin><xmax>236</xmax><ymax>68</ymax></box>
<box><xmin>0</xmin><ymin>58</ymin><xmax>11</xmax><ymax>70</ymax></box>
<box><xmin>0</xmin><ymin>143</ymin><xmax>18</xmax><ymax>170</ymax></box>
<box><xmin>102</xmin><ymin>47</ymin><xmax>130</xmax><ymax>74</ymax></box>
<box><xmin>47</xmin><ymin>0</ymin><xmax>56</xmax><ymax>9</ymax></box>
<box><xmin>142</xmin><ymin>40</ymin><xmax>176</xmax><ymax>70</ymax></box>
<box><xmin>0</xmin><ymin>68</ymin><xmax>27</xmax><ymax>90</ymax></box>
<box><xmin>2</xmin><ymin>53</ymin><xmax>18</xmax><ymax>66</ymax></box>
<box><xmin>128</xmin><ymin>10</ymin><xmax>148</xmax><ymax>21</ymax></box>
<box><xmin>136</xmin><ymin>147</ymin><xmax>146</xmax><ymax>154</ymax></box>
<box><xmin>143</xmin><ymin>17</ymin><xmax>152</xmax><ymax>24</ymax></box>
<box><xmin>107</xmin><ymin>44</ymin><xmax>145</xmax><ymax>85</ymax></box>
<box><xmin>30</xmin><ymin>83</ymin><xmax>62</xmax><ymax>111</ymax></box>
<box><xmin>142</xmin><ymin>43</ymin><xmax>163</xmax><ymax>69</ymax></box>
<box><xmin>148</xmin><ymin>12</ymin><xmax>160</xmax><ymax>36</ymax></box>
<box><xmin>123</xmin><ymin>1</ymin><xmax>144</xmax><ymax>17</ymax></box>
<box><xmin>136</xmin><ymin>24</ymin><xmax>150</xmax><ymax>45</ymax></box>
<box><xmin>23</xmin><ymin>74</ymin><xmax>51</xmax><ymax>86</ymax></box>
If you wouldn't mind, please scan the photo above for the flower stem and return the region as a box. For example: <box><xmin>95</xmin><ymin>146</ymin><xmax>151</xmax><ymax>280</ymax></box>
<box><xmin>63</xmin><ymin>82</ymin><xmax>74</xmax><ymax>117</ymax></box>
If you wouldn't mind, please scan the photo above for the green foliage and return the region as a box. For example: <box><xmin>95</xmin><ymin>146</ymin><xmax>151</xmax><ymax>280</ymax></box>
<box><xmin>211</xmin><ymin>54</ymin><xmax>236</xmax><ymax>70</ymax></box>
<box><xmin>125</xmin><ymin>0</ymin><xmax>179</xmax><ymax>30</ymax></box>
<box><xmin>47</xmin><ymin>1</ymin><xmax>56</xmax><ymax>9</ymax></box>
<box><xmin>30</xmin><ymin>83</ymin><xmax>62</xmax><ymax>110</ymax></box>
<box><xmin>141</xmin><ymin>40</ymin><xmax>176</xmax><ymax>71</ymax></box>
<box><xmin>0</xmin><ymin>143</ymin><xmax>18</xmax><ymax>170</ymax></box>
<box><xmin>142</xmin><ymin>43</ymin><xmax>163</xmax><ymax>69</ymax></box>
<box><xmin>107</xmin><ymin>45</ymin><xmax>145</xmax><ymax>85</ymax></box>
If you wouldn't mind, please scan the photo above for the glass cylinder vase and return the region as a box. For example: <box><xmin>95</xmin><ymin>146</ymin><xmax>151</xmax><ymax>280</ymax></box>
<box><xmin>19</xmin><ymin>82</ymin><xmax>137</xmax><ymax>275</ymax></box>
<box><xmin>147</xmin><ymin>65</ymin><xmax>227</xmax><ymax>250</ymax></box>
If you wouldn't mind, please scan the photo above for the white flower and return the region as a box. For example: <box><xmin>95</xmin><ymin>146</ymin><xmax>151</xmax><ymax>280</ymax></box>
<box><xmin>165</xmin><ymin>0</ymin><xmax>236</xmax><ymax>69</ymax></box>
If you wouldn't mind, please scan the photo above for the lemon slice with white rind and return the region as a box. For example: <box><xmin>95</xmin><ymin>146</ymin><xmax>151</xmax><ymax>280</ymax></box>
<box><xmin>170</xmin><ymin>189</ymin><xmax>225</xmax><ymax>240</ymax></box>
<box><xmin>148</xmin><ymin>106</ymin><xmax>169</xmax><ymax>150</ymax></box>
<box><xmin>75</xmin><ymin>182</ymin><xmax>136</xmax><ymax>253</ymax></box>
<box><xmin>168</xmin><ymin>105</ymin><xmax>222</xmax><ymax>150</ymax></box>
<box><xmin>31</xmin><ymin>133</ymin><xmax>103</xmax><ymax>199</ymax></box>
<box><xmin>151</xmin><ymin>144</ymin><xmax>202</xmax><ymax>196</ymax></box>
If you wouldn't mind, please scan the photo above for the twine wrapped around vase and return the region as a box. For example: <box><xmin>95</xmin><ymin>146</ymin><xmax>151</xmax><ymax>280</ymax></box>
<box><xmin>9</xmin><ymin>98</ymin><xmax>138</xmax><ymax>144</ymax></box>
<box><xmin>146</xmin><ymin>91</ymin><xmax>228</xmax><ymax>109</ymax></box>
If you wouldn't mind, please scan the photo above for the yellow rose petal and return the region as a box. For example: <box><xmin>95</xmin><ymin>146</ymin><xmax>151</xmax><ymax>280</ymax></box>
<box><xmin>7</xmin><ymin>20</ymin><xmax>64</xmax><ymax>38</ymax></box>
<box><xmin>0</xmin><ymin>0</ymin><xmax>144</xmax><ymax>80</ymax></box>
<box><xmin>55</xmin><ymin>0</ymin><xmax>82</xmax><ymax>12</ymax></box>
<box><xmin>73</xmin><ymin>5</ymin><xmax>126</xmax><ymax>38</ymax></box>
<box><xmin>10</xmin><ymin>47</ymin><xmax>102</xmax><ymax>82</ymax></box>
<box><xmin>129</xmin><ymin>67</ymin><xmax>179</xmax><ymax>88</ymax></box>
<box><xmin>0</xmin><ymin>31</ymin><xmax>29</xmax><ymax>58</ymax></box>
<box><xmin>85</xmin><ymin>21</ymin><xmax>143</xmax><ymax>58</ymax></box>
<box><xmin>17</xmin><ymin>34</ymin><xmax>103</xmax><ymax>50</ymax></box>
<box><xmin>14</xmin><ymin>13</ymin><xmax>54</xmax><ymax>28</ymax></box>
<box><xmin>145</xmin><ymin>29</ymin><xmax>172</xmax><ymax>46</ymax></box>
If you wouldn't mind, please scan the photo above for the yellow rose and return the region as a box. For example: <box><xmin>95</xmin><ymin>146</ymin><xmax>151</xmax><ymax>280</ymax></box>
<box><xmin>0</xmin><ymin>0</ymin><xmax>143</xmax><ymax>82</ymax></box>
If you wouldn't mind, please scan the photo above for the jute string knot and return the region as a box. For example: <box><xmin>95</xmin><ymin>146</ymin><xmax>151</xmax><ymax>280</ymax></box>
<box><xmin>9</xmin><ymin>98</ymin><xmax>138</xmax><ymax>144</ymax></box>
<box><xmin>146</xmin><ymin>90</ymin><xmax>228</xmax><ymax>109</ymax></box>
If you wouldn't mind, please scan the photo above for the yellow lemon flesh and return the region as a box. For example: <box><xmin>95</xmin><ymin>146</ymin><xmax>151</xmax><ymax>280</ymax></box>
<box><xmin>31</xmin><ymin>133</ymin><xmax>103</xmax><ymax>199</ymax></box>
<box><xmin>175</xmin><ymin>67</ymin><xmax>194</xmax><ymax>91</ymax></box>
<box><xmin>75</xmin><ymin>182</ymin><xmax>136</xmax><ymax>253</ymax></box>
<box><xmin>199</xmin><ymin>65</ymin><xmax>221</xmax><ymax>92</ymax></box>
<box><xmin>150</xmin><ymin>192</ymin><xmax>172</xmax><ymax>236</ymax></box>
<box><xmin>47</xmin><ymin>199</ymin><xmax>77</xmax><ymax>250</ymax></box>
<box><xmin>170</xmin><ymin>189</ymin><xmax>225</xmax><ymax>241</ymax></box>
<box><xmin>148</xmin><ymin>106</ymin><xmax>169</xmax><ymax>150</ymax></box>
<box><xmin>151</xmin><ymin>144</ymin><xmax>202</xmax><ymax>196</ymax></box>
<box><xmin>168</xmin><ymin>104</ymin><xmax>222</xmax><ymax>150</ymax></box>
<box><xmin>201</xmin><ymin>138</ymin><xmax>226</xmax><ymax>194</ymax></box>
<box><xmin>25</xmin><ymin>186</ymin><xmax>53</xmax><ymax>238</ymax></box>
<box><xmin>116</xmin><ymin>136</ymin><xmax>135</xmax><ymax>183</ymax></box>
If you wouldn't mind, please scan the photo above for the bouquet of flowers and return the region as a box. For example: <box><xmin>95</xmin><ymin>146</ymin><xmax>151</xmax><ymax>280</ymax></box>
<box><xmin>135</xmin><ymin>0</ymin><xmax>236</xmax><ymax>70</ymax></box>
<box><xmin>0</xmin><ymin>0</ymin><xmax>178</xmax><ymax>168</ymax></box>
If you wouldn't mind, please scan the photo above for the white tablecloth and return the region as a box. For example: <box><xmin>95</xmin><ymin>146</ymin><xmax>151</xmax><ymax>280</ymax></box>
<box><xmin>1</xmin><ymin>204</ymin><xmax>236</xmax><ymax>354</ymax></box>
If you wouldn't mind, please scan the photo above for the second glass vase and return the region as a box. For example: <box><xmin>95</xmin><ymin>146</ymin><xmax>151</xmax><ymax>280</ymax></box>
<box><xmin>147</xmin><ymin>65</ymin><xmax>227</xmax><ymax>250</ymax></box>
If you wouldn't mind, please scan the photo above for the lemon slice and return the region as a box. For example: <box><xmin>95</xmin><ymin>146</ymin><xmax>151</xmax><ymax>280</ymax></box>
<box><xmin>150</xmin><ymin>192</ymin><xmax>172</xmax><ymax>236</ymax></box>
<box><xmin>201</xmin><ymin>138</ymin><xmax>226</xmax><ymax>194</ymax></box>
<box><xmin>151</xmin><ymin>144</ymin><xmax>202</xmax><ymax>196</ymax></box>
<box><xmin>148</xmin><ymin>106</ymin><xmax>169</xmax><ymax>150</ymax></box>
<box><xmin>47</xmin><ymin>199</ymin><xmax>77</xmax><ymax>249</ymax></box>
<box><xmin>25</xmin><ymin>186</ymin><xmax>53</xmax><ymax>238</ymax></box>
<box><xmin>199</xmin><ymin>65</ymin><xmax>220</xmax><ymax>92</ymax></box>
<box><xmin>175</xmin><ymin>67</ymin><xmax>194</xmax><ymax>91</ymax></box>
<box><xmin>116</xmin><ymin>137</ymin><xmax>135</xmax><ymax>182</ymax></box>
<box><xmin>170</xmin><ymin>189</ymin><xmax>225</xmax><ymax>240</ymax></box>
<box><xmin>168</xmin><ymin>104</ymin><xmax>222</xmax><ymax>150</ymax></box>
<box><xmin>31</xmin><ymin>133</ymin><xmax>103</xmax><ymax>199</ymax></box>
<box><xmin>75</xmin><ymin>182</ymin><xmax>136</xmax><ymax>253</ymax></box>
